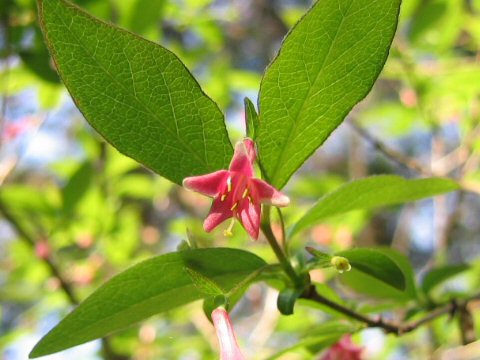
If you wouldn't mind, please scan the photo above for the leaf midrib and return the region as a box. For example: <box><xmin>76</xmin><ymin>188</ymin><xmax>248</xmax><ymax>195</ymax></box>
<box><xmin>33</xmin><ymin>267</ymin><xmax>259</xmax><ymax>354</ymax></box>
<box><xmin>265</xmin><ymin>0</ymin><xmax>355</xmax><ymax>186</ymax></box>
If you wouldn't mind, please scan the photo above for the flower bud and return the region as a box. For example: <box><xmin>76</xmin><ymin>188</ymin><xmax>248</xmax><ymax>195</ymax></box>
<box><xmin>330</xmin><ymin>256</ymin><xmax>351</xmax><ymax>273</ymax></box>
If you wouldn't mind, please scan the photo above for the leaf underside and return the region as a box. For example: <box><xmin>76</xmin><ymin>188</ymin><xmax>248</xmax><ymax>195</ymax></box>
<box><xmin>291</xmin><ymin>175</ymin><xmax>459</xmax><ymax>236</ymax></box>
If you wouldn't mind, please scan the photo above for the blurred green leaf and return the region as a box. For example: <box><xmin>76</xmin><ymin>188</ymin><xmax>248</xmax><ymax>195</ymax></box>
<box><xmin>421</xmin><ymin>264</ymin><xmax>470</xmax><ymax>295</ymax></box>
<box><xmin>337</xmin><ymin>248</ymin><xmax>405</xmax><ymax>291</ymax></box>
<box><xmin>291</xmin><ymin>176</ymin><xmax>459</xmax><ymax>236</ymax></box>
<box><xmin>29</xmin><ymin>248</ymin><xmax>266</xmax><ymax>358</ymax></box>
<box><xmin>62</xmin><ymin>162</ymin><xmax>93</xmax><ymax>216</ymax></box>
<box><xmin>268</xmin><ymin>334</ymin><xmax>341</xmax><ymax>360</ymax></box>
<box><xmin>408</xmin><ymin>0</ymin><xmax>463</xmax><ymax>52</ymax></box>
<box><xmin>267</xmin><ymin>321</ymin><xmax>357</xmax><ymax>360</ymax></box>
<box><xmin>115</xmin><ymin>174</ymin><xmax>156</xmax><ymax>199</ymax></box>
<box><xmin>38</xmin><ymin>0</ymin><xmax>232</xmax><ymax>185</ymax></box>
<box><xmin>120</xmin><ymin>0</ymin><xmax>165</xmax><ymax>38</ymax></box>
<box><xmin>257</xmin><ymin>0</ymin><xmax>401</xmax><ymax>188</ymax></box>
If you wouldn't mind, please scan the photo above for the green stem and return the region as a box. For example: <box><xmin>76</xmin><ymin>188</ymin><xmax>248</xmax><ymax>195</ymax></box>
<box><xmin>275</xmin><ymin>206</ymin><xmax>287</xmax><ymax>254</ymax></box>
<box><xmin>261</xmin><ymin>206</ymin><xmax>301</xmax><ymax>286</ymax></box>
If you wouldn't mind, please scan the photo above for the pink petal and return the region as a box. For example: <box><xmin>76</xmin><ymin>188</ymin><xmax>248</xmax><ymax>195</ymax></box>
<box><xmin>250</xmin><ymin>179</ymin><xmax>290</xmax><ymax>207</ymax></box>
<box><xmin>238</xmin><ymin>201</ymin><xmax>261</xmax><ymax>240</ymax></box>
<box><xmin>183</xmin><ymin>170</ymin><xmax>229</xmax><ymax>197</ymax></box>
<box><xmin>204</xmin><ymin>197</ymin><xmax>234</xmax><ymax>232</ymax></box>
<box><xmin>229</xmin><ymin>140</ymin><xmax>255</xmax><ymax>177</ymax></box>
<box><xmin>242</xmin><ymin>138</ymin><xmax>257</xmax><ymax>163</ymax></box>
<box><xmin>211</xmin><ymin>308</ymin><xmax>246</xmax><ymax>360</ymax></box>
<box><xmin>320</xmin><ymin>335</ymin><xmax>363</xmax><ymax>360</ymax></box>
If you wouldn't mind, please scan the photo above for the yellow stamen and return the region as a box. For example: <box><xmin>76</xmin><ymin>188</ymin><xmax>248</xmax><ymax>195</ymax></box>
<box><xmin>242</xmin><ymin>188</ymin><xmax>249</xmax><ymax>199</ymax></box>
<box><xmin>223</xmin><ymin>219</ymin><xmax>235</xmax><ymax>237</ymax></box>
<box><xmin>230</xmin><ymin>202</ymin><xmax>238</xmax><ymax>211</ymax></box>
<box><xmin>221</xmin><ymin>194</ymin><xmax>227</xmax><ymax>201</ymax></box>
<box><xmin>248</xmin><ymin>195</ymin><xmax>253</xmax><ymax>203</ymax></box>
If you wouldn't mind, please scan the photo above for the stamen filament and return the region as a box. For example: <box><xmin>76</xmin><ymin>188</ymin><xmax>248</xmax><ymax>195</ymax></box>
<box><xmin>223</xmin><ymin>218</ymin><xmax>236</xmax><ymax>237</ymax></box>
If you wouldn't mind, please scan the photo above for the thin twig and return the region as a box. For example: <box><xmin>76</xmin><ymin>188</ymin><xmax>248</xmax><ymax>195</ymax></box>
<box><xmin>302</xmin><ymin>286</ymin><xmax>480</xmax><ymax>336</ymax></box>
<box><xmin>0</xmin><ymin>200</ymin><xmax>128</xmax><ymax>360</ymax></box>
<box><xmin>0</xmin><ymin>200</ymin><xmax>79</xmax><ymax>304</ymax></box>
<box><xmin>347</xmin><ymin>119</ymin><xmax>432</xmax><ymax>176</ymax></box>
<box><xmin>302</xmin><ymin>286</ymin><xmax>400</xmax><ymax>334</ymax></box>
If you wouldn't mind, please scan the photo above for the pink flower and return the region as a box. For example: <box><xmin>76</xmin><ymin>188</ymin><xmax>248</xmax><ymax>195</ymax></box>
<box><xmin>211</xmin><ymin>307</ymin><xmax>246</xmax><ymax>360</ymax></box>
<box><xmin>183</xmin><ymin>138</ymin><xmax>289</xmax><ymax>239</ymax></box>
<box><xmin>320</xmin><ymin>335</ymin><xmax>363</xmax><ymax>360</ymax></box>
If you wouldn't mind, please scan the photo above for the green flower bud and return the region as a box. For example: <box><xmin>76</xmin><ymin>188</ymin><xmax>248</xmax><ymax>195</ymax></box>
<box><xmin>331</xmin><ymin>256</ymin><xmax>351</xmax><ymax>273</ymax></box>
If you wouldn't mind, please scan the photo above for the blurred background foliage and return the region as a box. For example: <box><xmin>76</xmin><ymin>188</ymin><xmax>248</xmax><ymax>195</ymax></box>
<box><xmin>1</xmin><ymin>0</ymin><xmax>480</xmax><ymax>359</ymax></box>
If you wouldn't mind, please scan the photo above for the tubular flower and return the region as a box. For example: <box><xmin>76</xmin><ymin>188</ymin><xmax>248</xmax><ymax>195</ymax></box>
<box><xmin>183</xmin><ymin>138</ymin><xmax>289</xmax><ymax>239</ymax></box>
<box><xmin>211</xmin><ymin>307</ymin><xmax>246</xmax><ymax>360</ymax></box>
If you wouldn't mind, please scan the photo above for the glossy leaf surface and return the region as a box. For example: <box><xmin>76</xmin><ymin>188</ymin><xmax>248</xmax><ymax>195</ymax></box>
<box><xmin>30</xmin><ymin>248</ymin><xmax>266</xmax><ymax>358</ymax></box>
<box><xmin>38</xmin><ymin>0</ymin><xmax>232</xmax><ymax>185</ymax></box>
<box><xmin>257</xmin><ymin>0</ymin><xmax>401</xmax><ymax>188</ymax></box>
<box><xmin>337</xmin><ymin>248</ymin><xmax>405</xmax><ymax>291</ymax></box>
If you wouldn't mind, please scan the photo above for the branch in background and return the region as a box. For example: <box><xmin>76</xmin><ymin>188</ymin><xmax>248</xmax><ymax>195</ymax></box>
<box><xmin>0</xmin><ymin>200</ymin><xmax>79</xmax><ymax>304</ymax></box>
<box><xmin>347</xmin><ymin>119</ymin><xmax>432</xmax><ymax>176</ymax></box>
<box><xmin>0</xmin><ymin>200</ymin><xmax>128</xmax><ymax>360</ymax></box>
<box><xmin>302</xmin><ymin>286</ymin><xmax>480</xmax><ymax>338</ymax></box>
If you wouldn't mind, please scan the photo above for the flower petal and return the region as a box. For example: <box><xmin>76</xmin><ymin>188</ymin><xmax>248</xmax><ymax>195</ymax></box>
<box><xmin>229</xmin><ymin>139</ymin><xmax>255</xmax><ymax>177</ymax></box>
<box><xmin>250</xmin><ymin>179</ymin><xmax>290</xmax><ymax>207</ymax></box>
<box><xmin>183</xmin><ymin>170</ymin><xmax>229</xmax><ymax>197</ymax></box>
<box><xmin>242</xmin><ymin>138</ymin><xmax>257</xmax><ymax>163</ymax></box>
<box><xmin>238</xmin><ymin>201</ymin><xmax>261</xmax><ymax>240</ymax></box>
<box><xmin>211</xmin><ymin>308</ymin><xmax>246</xmax><ymax>360</ymax></box>
<box><xmin>320</xmin><ymin>335</ymin><xmax>363</xmax><ymax>360</ymax></box>
<box><xmin>204</xmin><ymin>197</ymin><xmax>233</xmax><ymax>232</ymax></box>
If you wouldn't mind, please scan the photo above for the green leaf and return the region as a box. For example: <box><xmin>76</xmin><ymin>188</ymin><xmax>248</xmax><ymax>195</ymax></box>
<box><xmin>244</xmin><ymin>97</ymin><xmax>259</xmax><ymax>139</ymax></box>
<box><xmin>37</xmin><ymin>0</ymin><xmax>232</xmax><ymax>185</ymax></box>
<box><xmin>29</xmin><ymin>248</ymin><xmax>266</xmax><ymax>358</ymax></box>
<box><xmin>339</xmin><ymin>248</ymin><xmax>418</xmax><ymax>303</ymax></box>
<box><xmin>291</xmin><ymin>176</ymin><xmax>459</xmax><ymax>236</ymax></box>
<box><xmin>257</xmin><ymin>0</ymin><xmax>401</xmax><ymax>188</ymax></box>
<box><xmin>61</xmin><ymin>161</ymin><xmax>93</xmax><ymax>215</ymax></box>
<box><xmin>421</xmin><ymin>264</ymin><xmax>470</xmax><ymax>295</ymax></box>
<box><xmin>336</xmin><ymin>248</ymin><xmax>405</xmax><ymax>291</ymax></box>
<box><xmin>184</xmin><ymin>266</ymin><xmax>225</xmax><ymax>296</ymax></box>
<box><xmin>379</xmin><ymin>248</ymin><xmax>418</xmax><ymax>301</ymax></box>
